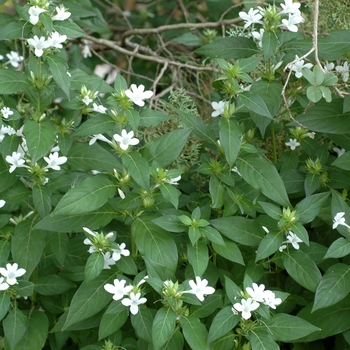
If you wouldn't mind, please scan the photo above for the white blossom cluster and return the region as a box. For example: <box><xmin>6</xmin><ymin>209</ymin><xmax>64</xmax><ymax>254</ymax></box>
<box><xmin>0</xmin><ymin>263</ymin><xmax>26</xmax><ymax>290</ymax></box>
<box><xmin>0</xmin><ymin>51</ymin><xmax>24</xmax><ymax>68</ymax></box>
<box><xmin>232</xmin><ymin>283</ymin><xmax>282</xmax><ymax>320</ymax></box>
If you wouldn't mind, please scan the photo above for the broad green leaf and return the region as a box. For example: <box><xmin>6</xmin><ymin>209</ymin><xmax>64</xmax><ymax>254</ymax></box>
<box><xmin>34</xmin><ymin>275</ymin><xmax>75</xmax><ymax>296</ymax></box>
<box><xmin>209</xmin><ymin>175</ymin><xmax>225</xmax><ymax>209</ymax></box>
<box><xmin>152</xmin><ymin>215</ymin><xmax>186</xmax><ymax>233</ymax></box>
<box><xmin>210</xmin><ymin>333</ymin><xmax>236</xmax><ymax>350</ymax></box>
<box><xmin>208</xmin><ymin>306</ymin><xmax>240</xmax><ymax>343</ymax></box>
<box><xmin>194</xmin><ymin>37</ymin><xmax>257</xmax><ymax>59</ymax></box>
<box><xmin>189</xmin><ymin>226</ymin><xmax>201</xmax><ymax>245</ymax></box>
<box><xmin>141</xmin><ymin>128</ymin><xmax>191</xmax><ymax>167</ymax></box>
<box><xmin>161</xmin><ymin>328</ymin><xmax>184</xmax><ymax>350</ymax></box>
<box><xmin>12</xmin><ymin>281</ymin><xmax>34</xmax><ymax>297</ymax></box>
<box><xmin>295</xmin><ymin>192</ymin><xmax>330</xmax><ymax>224</ymax></box>
<box><xmin>139</xmin><ymin>108</ymin><xmax>171</xmax><ymax>127</ymax></box>
<box><xmin>263</xmin><ymin>313</ymin><xmax>320</xmax><ymax>341</ymax></box>
<box><xmin>160</xmin><ymin>183</ymin><xmax>180</xmax><ymax>208</ymax></box>
<box><xmin>14</xmin><ymin>311</ymin><xmax>49</xmax><ymax>350</ymax></box>
<box><xmin>290</xmin><ymin>222</ymin><xmax>309</xmax><ymax>246</ymax></box>
<box><xmin>212</xmin><ymin>237</ymin><xmax>244</xmax><ymax>265</ymax></box>
<box><xmin>50</xmin><ymin>232</ymin><xmax>69</xmax><ymax>265</ymax></box>
<box><xmin>262</xmin><ymin>31</ymin><xmax>279</xmax><ymax>61</ymax></box>
<box><xmin>238</xmin><ymin>92</ymin><xmax>272</xmax><ymax>118</ymax></box>
<box><xmin>0</xmin><ymin>240</ymin><xmax>10</xmax><ymax>266</ymax></box>
<box><xmin>333</xmin><ymin>151</ymin><xmax>350</xmax><ymax>170</ymax></box>
<box><xmin>306</xmin><ymin>86</ymin><xmax>322</xmax><ymax>103</ymax></box>
<box><xmin>3</xmin><ymin>308</ymin><xmax>27</xmax><ymax>350</ymax></box>
<box><xmin>52</xmin><ymin>176</ymin><xmax>116</xmax><ymax>216</ymax></box>
<box><xmin>116</xmin><ymin>255</ymin><xmax>138</xmax><ymax>275</ymax></box>
<box><xmin>84</xmin><ymin>252</ymin><xmax>104</xmax><ymax>282</ymax></box>
<box><xmin>32</xmin><ymin>185</ymin><xmax>51</xmax><ymax>218</ymax></box>
<box><xmin>70</xmin><ymin>68</ymin><xmax>114</xmax><ymax>93</ymax></box>
<box><xmin>131</xmin><ymin>308</ymin><xmax>154</xmax><ymax>343</ymax></box>
<box><xmin>219</xmin><ymin>118</ymin><xmax>241</xmax><ymax>167</ymax></box>
<box><xmin>187</xmin><ymin>240</ymin><xmax>209</xmax><ymax>277</ymax></box>
<box><xmin>258</xmin><ymin>202</ymin><xmax>282</xmax><ymax>220</ymax></box>
<box><xmin>152</xmin><ymin>307</ymin><xmax>177</xmax><ymax>350</ymax></box>
<box><xmin>282</xmin><ymin>249</ymin><xmax>322</xmax><ymax>292</ymax></box>
<box><xmin>46</xmin><ymin>54</ymin><xmax>70</xmax><ymax>98</ymax></box>
<box><xmin>11</xmin><ymin>220</ymin><xmax>47</xmax><ymax>279</ymax></box>
<box><xmin>73</xmin><ymin>114</ymin><xmax>116</xmax><ymax>136</ymax></box>
<box><xmin>210</xmin><ymin>216</ymin><xmax>264</xmax><ymax>246</ymax></box>
<box><xmin>99</xmin><ymin>302</ymin><xmax>128</xmax><ymax>340</ymax></box>
<box><xmin>0</xmin><ymin>292</ymin><xmax>10</xmax><ymax>322</ymax></box>
<box><xmin>122</xmin><ymin>152</ymin><xmax>150</xmax><ymax>191</ymax></box>
<box><xmin>62</xmin><ymin>270</ymin><xmax>118</xmax><ymax>329</ymax></box>
<box><xmin>190</xmin><ymin>294</ymin><xmax>222</xmax><ymax>319</ymax></box>
<box><xmin>23</xmin><ymin>119</ymin><xmax>56</xmax><ymax>164</ymax></box>
<box><xmin>53</xmin><ymin>20</ymin><xmax>85</xmax><ymax>38</ymax></box>
<box><xmin>180</xmin><ymin>316</ymin><xmax>210</xmax><ymax>350</ymax></box>
<box><xmin>236</xmin><ymin>154</ymin><xmax>290</xmax><ymax>207</ymax></box>
<box><xmin>0</xmin><ymin>157</ymin><xmax>18</xmax><ymax>193</ymax></box>
<box><xmin>0</xmin><ymin>70</ymin><xmax>29</xmax><ymax>94</ymax></box>
<box><xmin>324</xmin><ymin>237</ymin><xmax>350</xmax><ymax>259</ymax></box>
<box><xmin>113</xmin><ymin>73</ymin><xmax>128</xmax><ymax>91</ymax></box>
<box><xmin>313</xmin><ymin>263</ymin><xmax>350</xmax><ymax>312</ymax></box>
<box><xmin>248</xmin><ymin>329</ymin><xmax>279</xmax><ymax>350</ymax></box>
<box><xmin>200</xmin><ymin>226</ymin><xmax>225</xmax><ymax>246</ymax></box>
<box><xmin>0</xmin><ymin>20</ymin><xmax>31</xmax><ymax>39</ymax></box>
<box><xmin>255</xmin><ymin>232</ymin><xmax>284</xmax><ymax>262</ymax></box>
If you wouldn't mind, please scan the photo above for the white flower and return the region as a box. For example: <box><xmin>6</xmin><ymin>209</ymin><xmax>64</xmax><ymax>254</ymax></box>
<box><xmin>324</xmin><ymin>61</ymin><xmax>335</xmax><ymax>72</ymax></box>
<box><xmin>252</xmin><ymin>28</ymin><xmax>265</xmax><ymax>48</ymax></box>
<box><xmin>82</xmin><ymin>44</ymin><xmax>92</xmax><ymax>58</ymax></box>
<box><xmin>263</xmin><ymin>290</ymin><xmax>282</xmax><ymax>309</ymax></box>
<box><xmin>0</xmin><ymin>200</ymin><xmax>5</xmax><ymax>208</ymax></box>
<box><xmin>0</xmin><ymin>125</ymin><xmax>15</xmax><ymax>142</ymax></box>
<box><xmin>186</xmin><ymin>276</ymin><xmax>215</xmax><ymax>301</ymax></box>
<box><xmin>112</xmin><ymin>243</ymin><xmax>130</xmax><ymax>261</ymax></box>
<box><xmin>281</xmin><ymin>13</ymin><xmax>304</xmax><ymax>32</ymax></box>
<box><xmin>52</xmin><ymin>6</ymin><xmax>71</xmax><ymax>21</ymax></box>
<box><xmin>89</xmin><ymin>134</ymin><xmax>112</xmax><ymax>146</ymax></box>
<box><xmin>280</xmin><ymin>0</ymin><xmax>301</xmax><ymax>15</ymax></box>
<box><xmin>279</xmin><ymin>244</ymin><xmax>287</xmax><ymax>252</ymax></box>
<box><xmin>49</xmin><ymin>31</ymin><xmax>67</xmax><ymax>49</ymax></box>
<box><xmin>82</xmin><ymin>95</ymin><xmax>93</xmax><ymax>105</ymax></box>
<box><xmin>92</xmin><ymin>103</ymin><xmax>107</xmax><ymax>114</ymax></box>
<box><xmin>231</xmin><ymin>166</ymin><xmax>242</xmax><ymax>177</ymax></box>
<box><xmin>0</xmin><ymin>277</ymin><xmax>9</xmax><ymax>291</ymax></box>
<box><xmin>286</xmin><ymin>231</ymin><xmax>303</xmax><ymax>249</ymax></box>
<box><xmin>0</xmin><ymin>263</ymin><xmax>26</xmax><ymax>285</ymax></box>
<box><xmin>333</xmin><ymin>212</ymin><xmax>350</xmax><ymax>229</ymax></box>
<box><xmin>262</xmin><ymin>226</ymin><xmax>269</xmax><ymax>233</ymax></box>
<box><xmin>122</xmin><ymin>292</ymin><xmax>147</xmax><ymax>315</ymax></box>
<box><xmin>125</xmin><ymin>84</ymin><xmax>153</xmax><ymax>107</ymax></box>
<box><xmin>1</xmin><ymin>107</ymin><xmax>13</xmax><ymax>119</ymax></box>
<box><xmin>113</xmin><ymin>129</ymin><xmax>140</xmax><ymax>150</ymax></box>
<box><xmin>5</xmin><ymin>151</ymin><xmax>27</xmax><ymax>173</ymax></box>
<box><xmin>5</xmin><ymin>51</ymin><xmax>24</xmax><ymax>68</ymax></box>
<box><xmin>43</xmin><ymin>152</ymin><xmax>67</xmax><ymax>170</ymax></box>
<box><xmin>336</xmin><ymin>61</ymin><xmax>349</xmax><ymax>82</ymax></box>
<box><xmin>246</xmin><ymin>283</ymin><xmax>268</xmax><ymax>302</ymax></box>
<box><xmin>239</xmin><ymin>8</ymin><xmax>262</xmax><ymax>28</ymax></box>
<box><xmin>233</xmin><ymin>298</ymin><xmax>260</xmax><ymax>320</ymax></box>
<box><xmin>118</xmin><ymin>188</ymin><xmax>126</xmax><ymax>199</ymax></box>
<box><xmin>165</xmin><ymin>175</ymin><xmax>181</xmax><ymax>185</ymax></box>
<box><xmin>285</xmin><ymin>138</ymin><xmax>300</xmax><ymax>150</ymax></box>
<box><xmin>28</xmin><ymin>6</ymin><xmax>46</xmax><ymax>25</ymax></box>
<box><xmin>0</xmin><ymin>55</ymin><xmax>3</xmax><ymax>60</ymax></box>
<box><xmin>211</xmin><ymin>101</ymin><xmax>226</xmax><ymax>117</ymax></box>
<box><xmin>102</xmin><ymin>252</ymin><xmax>116</xmax><ymax>269</ymax></box>
<box><xmin>333</xmin><ymin>147</ymin><xmax>346</xmax><ymax>157</ymax></box>
<box><xmin>288</xmin><ymin>56</ymin><xmax>313</xmax><ymax>78</ymax></box>
<box><xmin>27</xmin><ymin>36</ymin><xmax>51</xmax><ymax>57</ymax></box>
<box><xmin>104</xmin><ymin>279</ymin><xmax>133</xmax><ymax>301</ymax></box>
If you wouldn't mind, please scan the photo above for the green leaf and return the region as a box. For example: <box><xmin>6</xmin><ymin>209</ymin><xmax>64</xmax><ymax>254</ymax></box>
<box><xmin>116</xmin><ymin>255</ymin><xmax>138</xmax><ymax>275</ymax></box>
<box><xmin>152</xmin><ymin>307</ymin><xmax>177</xmax><ymax>350</ymax></box>
<box><xmin>23</xmin><ymin>119</ymin><xmax>56</xmax><ymax>164</ymax></box>
<box><xmin>219</xmin><ymin>118</ymin><xmax>241</xmax><ymax>167</ymax></box>
<box><xmin>0</xmin><ymin>70</ymin><xmax>29</xmax><ymax>94</ymax></box>
<box><xmin>212</xmin><ymin>237</ymin><xmax>244</xmax><ymax>265</ymax></box>
<box><xmin>84</xmin><ymin>252</ymin><xmax>104</xmax><ymax>282</ymax></box>
<box><xmin>73</xmin><ymin>114</ymin><xmax>116</xmax><ymax>136</ymax></box>
<box><xmin>161</xmin><ymin>328</ymin><xmax>184</xmax><ymax>350</ymax></box>
<box><xmin>236</xmin><ymin>154</ymin><xmax>290</xmax><ymax>207</ymax></box>
<box><xmin>53</xmin><ymin>20</ymin><xmax>85</xmax><ymax>38</ymax></box>
<box><xmin>333</xmin><ymin>151</ymin><xmax>350</xmax><ymax>170</ymax></box>
<box><xmin>52</xmin><ymin>176</ymin><xmax>116</xmax><ymax>215</ymax></box>
<box><xmin>122</xmin><ymin>152</ymin><xmax>150</xmax><ymax>191</ymax></box>
<box><xmin>255</xmin><ymin>232</ymin><xmax>284</xmax><ymax>262</ymax></box>
<box><xmin>12</xmin><ymin>280</ymin><xmax>34</xmax><ymax>297</ymax></box>
<box><xmin>0</xmin><ymin>157</ymin><xmax>18</xmax><ymax>194</ymax></box>
<box><xmin>189</xmin><ymin>226</ymin><xmax>201</xmax><ymax>245</ymax></box>
<box><xmin>131</xmin><ymin>308</ymin><xmax>153</xmax><ymax>343</ymax></box>
<box><xmin>200</xmin><ymin>226</ymin><xmax>225</xmax><ymax>246</ymax></box>
<box><xmin>313</xmin><ymin>263</ymin><xmax>350</xmax><ymax>311</ymax></box>
<box><xmin>180</xmin><ymin>316</ymin><xmax>210</xmax><ymax>350</ymax></box>
<box><xmin>70</xmin><ymin>68</ymin><xmax>114</xmax><ymax>93</ymax></box>
<box><xmin>187</xmin><ymin>240</ymin><xmax>209</xmax><ymax>276</ymax></box>
<box><xmin>32</xmin><ymin>185</ymin><xmax>51</xmax><ymax>218</ymax></box>
<box><xmin>282</xmin><ymin>249</ymin><xmax>322</xmax><ymax>292</ymax></box>
<box><xmin>62</xmin><ymin>270</ymin><xmax>118</xmax><ymax>329</ymax></box>
<box><xmin>209</xmin><ymin>175</ymin><xmax>225</xmax><ymax>209</ymax></box>
<box><xmin>306</xmin><ymin>86</ymin><xmax>322</xmax><ymax>103</ymax></box>
<box><xmin>0</xmin><ymin>240</ymin><xmax>11</xmax><ymax>267</ymax></box>
<box><xmin>152</xmin><ymin>215</ymin><xmax>186</xmax><ymax>233</ymax></box>
<box><xmin>207</xmin><ymin>306</ymin><xmax>240</xmax><ymax>343</ymax></box>
<box><xmin>210</xmin><ymin>216</ymin><xmax>264</xmax><ymax>246</ymax></box>
<box><xmin>99</xmin><ymin>302</ymin><xmax>128</xmax><ymax>340</ymax></box>
<box><xmin>0</xmin><ymin>20</ymin><xmax>31</xmax><ymax>39</ymax></box>
<box><xmin>264</xmin><ymin>313</ymin><xmax>320</xmax><ymax>342</ymax></box>
<box><xmin>238</xmin><ymin>92</ymin><xmax>273</xmax><ymax>118</ymax></box>
<box><xmin>50</xmin><ymin>232</ymin><xmax>69</xmax><ymax>265</ymax></box>
<box><xmin>46</xmin><ymin>54</ymin><xmax>70</xmax><ymax>98</ymax></box>
<box><xmin>295</xmin><ymin>192</ymin><xmax>329</xmax><ymax>224</ymax></box>
<box><xmin>160</xmin><ymin>183</ymin><xmax>180</xmax><ymax>208</ymax></box>
<box><xmin>324</xmin><ymin>237</ymin><xmax>350</xmax><ymax>259</ymax></box>
<box><xmin>262</xmin><ymin>31</ymin><xmax>279</xmax><ymax>61</ymax></box>
<box><xmin>248</xmin><ymin>329</ymin><xmax>279</xmax><ymax>350</ymax></box>
<box><xmin>3</xmin><ymin>308</ymin><xmax>27</xmax><ymax>350</ymax></box>
<box><xmin>11</xmin><ymin>220</ymin><xmax>47</xmax><ymax>279</ymax></box>
<box><xmin>141</xmin><ymin>128</ymin><xmax>191</xmax><ymax>167</ymax></box>
<box><xmin>258</xmin><ymin>202</ymin><xmax>282</xmax><ymax>220</ymax></box>
<box><xmin>194</xmin><ymin>37</ymin><xmax>257</xmax><ymax>59</ymax></box>
<box><xmin>0</xmin><ymin>292</ymin><xmax>10</xmax><ymax>322</ymax></box>
<box><xmin>139</xmin><ymin>108</ymin><xmax>171</xmax><ymax>127</ymax></box>
<box><xmin>34</xmin><ymin>274</ymin><xmax>75</xmax><ymax>296</ymax></box>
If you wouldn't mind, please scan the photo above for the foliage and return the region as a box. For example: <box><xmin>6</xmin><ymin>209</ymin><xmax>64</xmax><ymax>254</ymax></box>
<box><xmin>0</xmin><ymin>0</ymin><xmax>350</xmax><ymax>349</ymax></box>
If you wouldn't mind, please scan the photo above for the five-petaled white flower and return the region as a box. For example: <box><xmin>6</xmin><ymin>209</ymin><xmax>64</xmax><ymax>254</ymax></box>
<box><xmin>82</xmin><ymin>95</ymin><xmax>93</xmax><ymax>105</ymax></box>
<box><xmin>0</xmin><ymin>263</ymin><xmax>26</xmax><ymax>285</ymax></box>
<box><xmin>1</xmin><ymin>107</ymin><xmax>13</xmax><ymax>119</ymax></box>
<box><xmin>121</xmin><ymin>292</ymin><xmax>147</xmax><ymax>315</ymax></box>
<box><xmin>28</xmin><ymin>6</ymin><xmax>46</xmax><ymax>25</ymax></box>
<box><xmin>286</xmin><ymin>231</ymin><xmax>303</xmax><ymax>249</ymax></box>
<box><xmin>233</xmin><ymin>298</ymin><xmax>260</xmax><ymax>320</ymax></box>
<box><xmin>52</xmin><ymin>6</ymin><xmax>71</xmax><ymax>21</ymax></box>
<box><xmin>246</xmin><ymin>283</ymin><xmax>268</xmax><ymax>302</ymax></box>
<box><xmin>288</xmin><ymin>55</ymin><xmax>313</xmax><ymax>78</ymax></box>
<box><xmin>112</xmin><ymin>243</ymin><xmax>130</xmax><ymax>261</ymax></box>
<box><xmin>102</xmin><ymin>252</ymin><xmax>116</xmax><ymax>269</ymax></box>
<box><xmin>281</xmin><ymin>13</ymin><xmax>304</xmax><ymax>32</ymax></box>
<box><xmin>324</xmin><ymin>61</ymin><xmax>335</xmax><ymax>72</ymax></box>
<box><xmin>263</xmin><ymin>290</ymin><xmax>282</xmax><ymax>309</ymax></box>
<box><xmin>125</xmin><ymin>84</ymin><xmax>153</xmax><ymax>107</ymax></box>
<box><xmin>0</xmin><ymin>277</ymin><xmax>9</xmax><ymax>291</ymax></box>
<box><xmin>104</xmin><ymin>278</ymin><xmax>133</xmax><ymax>301</ymax></box>
<box><xmin>186</xmin><ymin>276</ymin><xmax>215</xmax><ymax>301</ymax></box>
<box><xmin>49</xmin><ymin>31</ymin><xmax>67</xmax><ymax>49</ymax></box>
<box><xmin>44</xmin><ymin>152</ymin><xmax>67</xmax><ymax>170</ymax></box>
<box><xmin>113</xmin><ymin>129</ymin><xmax>140</xmax><ymax>150</ymax></box>
<box><xmin>27</xmin><ymin>36</ymin><xmax>52</xmax><ymax>57</ymax></box>
<box><xmin>252</xmin><ymin>28</ymin><xmax>265</xmax><ymax>48</ymax></box>
<box><xmin>0</xmin><ymin>200</ymin><xmax>5</xmax><ymax>208</ymax></box>
<box><xmin>333</xmin><ymin>212</ymin><xmax>350</xmax><ymax>229</ymax></box>
<box><xmin>239</xmin><ymin>8</ymin><xmax>262</xmax><ymax>28</ymax></box>
<box><xmin>5</xmin><ymin>151</ymin><xmax>27</xmax><ymax>173</ymax></box>
<box><xmin>336</xmin><ymin>61</ymin><xmax>349</xmax><ymax>82</ymax></box>
<box><xmin>92</xmin><ymin>103</ymin><xmax>107</xmax><ymax>114</ymax></box>
<box><xmin>285</xmin><ymin>138</ymin><xmax>300</xmax><ymax>150</ymax></box>
<box><xmin>280</xmin><ymin>0</ymin><xmax>301</xmax><ymax>15</ymax></box>
<box><xmin>6</xmin><ymin>51</ymin><xmax>24</xmax><ymax>68</ymax></box>
<box><xmin>211</xmin><ymin>101</ymin><xmax>226</xmax><ymax>117</ymax></box>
